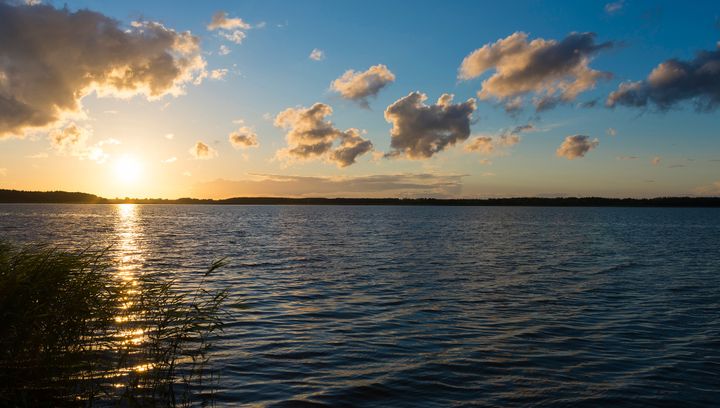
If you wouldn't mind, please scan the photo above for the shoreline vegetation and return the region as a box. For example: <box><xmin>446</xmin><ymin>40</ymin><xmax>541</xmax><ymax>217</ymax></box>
<box><xmin>0</xmin><ymin>242</ymin><xmax>228</xmax><ymax>407</ymax></box>
<box><xmin>1</xmin><ymin>189</ymin><xmax>720</xmax><ymax>207</ymax></box>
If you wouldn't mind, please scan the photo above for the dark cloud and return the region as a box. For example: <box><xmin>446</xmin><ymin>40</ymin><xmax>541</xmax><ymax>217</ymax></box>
<box><xmin>274</xmin><ymin>103</ymin><xmax>373</xmax><ymax>167</ymax></box>
<box><xmin>459</xmin><ymin>32</ymin><xmax>613</xmax><ymax>111</ymax></box>
<box><xmin>192</xmin><ymin>173</ymin><xmax>466</xmax><ymax>199</ymax></box>
<box><xmin>0</xmin><ymin>2</ymin><xmax>206</xmax><ymax>138</ymax></box>
<box><xmin>385</xmin><ymin>92</ymin><xmax>476</xmax><ymax>159</ymax></box>
<box><xmin>607</xmin><ymin>44</ymin><xmax>720</xmax><ymax>111</ymax></box>
<box><xmin>556</xmin><ymin>135</ymin><xmax>599</xmax><ymax>159</ymax></box>
<box><xmin>330</xmin><ymin>64</ymin><xmax>395</xmax><ymax>107</ymax></box>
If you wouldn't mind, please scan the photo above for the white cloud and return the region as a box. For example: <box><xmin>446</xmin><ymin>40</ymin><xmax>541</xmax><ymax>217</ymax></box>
<box><xmin>210</xmin><ymin>69</ymin><xmax>229</xmax><ymax>80</ymax></box>
<box><xmin>218</xmin><ymin>45</ymin><xmax>231</xmax><ymax>55</ymax></box>
<box><xmin>162</xmin><ymin>157</ymin><xmax>177</xmax><ymax>163</ymax></box>
<box><xmin>309</xmin><ymin>48</ymin><xmax>325</xmax><ymax>61</ymax></box>
<box><xmin>604</xmin><ymin>1</ymin><xmax>624</xmax><ymax>14</ymax></box>
<box><xmin>207</xmin><ymin>11</ymin><xmax>251</xmax><ymax>31</ymax></box>
<box><xmin>331</xmin><ymin>64</ymin><xmax>395</xmax><ymax>107</ymax></box>
<box><xmin>189</xmin><ymin>141</ymin><xmax>218</xmax><ymax>160</ymax></box>
<box><xmin>556</xmin><ymin>135</ymin><xmax>599</xmax><ymax>159</ymax></box>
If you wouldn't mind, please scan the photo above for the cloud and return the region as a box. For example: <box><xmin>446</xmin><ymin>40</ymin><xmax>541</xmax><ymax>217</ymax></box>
<box><xmin>556</xmin><ymin>135</ymin><xmax>599</xmax><ymax>159</ymax></box>
<box><xmin>695</xmin><ymin>180</ymin><xmax>720</xmax><ymax>196</ymax></box>
<box><xmin>207</xmin><ymin>11</ymin><xmax>250</xmax><ymax>31</ymax></box>
<box><xmin>0</xmin><ymin>2</ymin><xmax>206</xmax><ymax>139</ymax></box>
<box><xmin>229</xmin><ymin>126</ymin><xmax>259</xmax><ymax>149</ymax></box>
<box><xmin>330</xmin><ymin>64</ymin><xmax>395</xmax><ymax>106</ymax></box>
<box><xmin>26</xmin><ymin>152</ymin><xmax>49</xmax><ymax>159</ymax></box>
<box><xmin>385</xmin><ymin>92</ymin><xmax>476</xmax><ymax>159</ymax></box>
<box><xmin>651</xmin><ymin>156</ymin><xmax>661</xmax><ymax>165</ymax></box>
<box><xmin>458</xmin><ymin>32</ymin><xmax>613</xmax><ymax>111</ymax></box>
<box><xmin>48</xmin><ymin>122</ymin><xmax>110</xmax><ymax>163</ymax></box>
<box><xmin>309</xmin><ymin>48</ymin><xmax>325</xmax><ymax>61</ymax></box>
<box><xmin>0</xmin><ymin>168</ymin><xmax>6</xmax><ymax>176</ymax></box>
<box><xmin>189</xmin><ymin>141</ymin><xmax>218</xmax><ymax>160</ymax></box>
<box><xmin>191</xmin><ymin>173</ymin><xmax>466</xmax><ymax>199</ymax></box>
<box><xmin>218</xmin><ymin>45</ymin><xmax>231</xmax><ymax>56</ymax></box>
<box><xmin>274</xmin><ymin>103</ymin><xmax>373</xmax><ymax>167</ymax></box>
<box><xmin>219</xmin><ymin>30</ymin><xmax>246</xmax><ymax>44</ymax></box>
<box><xmin>616</xmin><ymin>155</ymin><xmax>638</xmax><ymax>160</ymax></box>
<box><xmin>604</xmin><ymin>0</ymin><xmax>624</xmax><ymax>14</ymax></box>
<box><xmin>210</xmin><ymin>69</ymin><xmax>229</xmax><ymax>80</ymax></box>
<box><xmin>606</xmin><ymin>127</ymin><xmax>617</xmax><ymax>136</ymax></box>
<box><xmin>465</xmin><ymin>123</ymin><xmax>535</xmax><ymax>154</ymax></box>
<box><xmin>162</xmin><ymin>157</ymin><xmax>177</xmax><ymax>163</ymax></box>
<box><xmin>607</xmin><ymin>44</ymin><xmax>720</xmax><ymax>111</ymax></box>
<box><xmin>207</xmin><ymin>11</ymin><xmax>252</xmax><ymax>44</ymax></box>
<box><xmin>164</xmin><ymin>133</ymin><xmax>174</xmax><ymax>140</ymax></box>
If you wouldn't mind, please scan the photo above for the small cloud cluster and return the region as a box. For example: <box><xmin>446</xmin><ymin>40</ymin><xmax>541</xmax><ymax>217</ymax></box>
<box><xmin>229</xmin><ymin>126</ymin><xmax>259</xmax><ymax>149</ymax></box>
<box><xmin>309</xmin><ymin>48</ymin><xmax>325</xmax><ymax>61</ymax></box>
<box><xmin>459</xmin><ymin>32</ymin><xmax>613</xmax><ymax>111</ymax></box>
<box><xmin>189</xmin><ymin>141</ymin><xmax>218</xmax><ymax>160</ymax></box>
<box><xmin>0</xmin><ymin>2</ymin><xmax>206</xmax><ymax>139</ymax></box>
<box><xmin>385</xmin><ymin>92</ymin><xmax>476</xmax><ymax>159</ymax></box>
<box><xmin>274</xmin><ymin>103</ymin><xmax>373</xmax><ymax>167</ymax></box>
<box><xmin>465</xmin><ymin>124</ymin><xmax>535</xmax><ymax>154</ymax></box>
<box><xmin>651</xmin><ymin>156</ymin><xmax>661</xmax><ymax>165</ymax></box>
<box><xmin>556</xmin><ymin>135</ymin><xmax>599</xmax><ymax>159</ymax></box>
<box><xmin>331</xmin><ymin>64</ymin><xmax>395</xmax><ymax>107</ymax></box>
<box><xmin>207</xmin><ymin>11</ymin><xmax>250</xmax><ymax>44</ymax></box>
<box><xmin>210</xmin><ymin>69</ymin><xmax>229</xmax><ymax>80</ymax></box>
<box><xmin>606</xmin><ymin>127</ymin><xmax>617</xmax><ymax>136</ymax></box>
<box><xmin>48</xmin><ymin>122</ymin><xmax>116</xmax><ymax>163</ymax></box>
<box><xmin>607</xmin><ymin>45</ymin><xmax>720</xmax><ymax>111</ymax></box>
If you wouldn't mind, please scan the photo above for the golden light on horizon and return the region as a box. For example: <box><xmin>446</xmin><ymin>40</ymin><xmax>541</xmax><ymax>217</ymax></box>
<box><xmin>114</xmin><ymin>155</ymin><xmax>143</xmax><ymax>184</ymax></box>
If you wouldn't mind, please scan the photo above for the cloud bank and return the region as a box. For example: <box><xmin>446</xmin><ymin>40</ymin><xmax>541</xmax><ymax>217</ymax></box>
<box><xmin>556</xmin><ymin>135</ymin><xmax>599</xmax><ymax>159</ymax></box>
<box><xmin>0</xmin><ymin>2</ymin><xmax>206</xmax><ymax>139</ymax></box>
<box><xmin>607</xmin><ymin>44</ymin><xmax>720</xmax><ymax>111</ymax></box>
<box><xmin>385</xmin><ymin>92</ymin><xmax>476</xmax><ymax>159</ymax></box>
<box><xmin>192</xmin><ymin>173</ymin><xmax>466</xmax><ymax>199</ymax></box>
<box><xmin>459</xmin><ymin>32</ymin><xmax>613</xmax><ymax>111</ymax></box>
<box><xmin>330</xmin><ymin>64</ymin><xmax>395</xmax><ymax>107</ymax></box>
<box><xmin>274</xmin><ymin>103</ymin><xmax>373</xmax><ymax>167</ymax></box>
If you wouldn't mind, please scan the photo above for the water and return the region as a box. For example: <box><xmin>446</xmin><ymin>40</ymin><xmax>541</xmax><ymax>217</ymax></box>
<box><xmin>1</xmin><ymin>204</ymin><xmax>719</xmax><ymax>407</ymax></box>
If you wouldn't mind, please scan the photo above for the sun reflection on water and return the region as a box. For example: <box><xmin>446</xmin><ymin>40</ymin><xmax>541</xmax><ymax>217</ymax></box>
<box><xmin>113</xmin><ymin>204</ymin><xmax>147</xmax><ymax>363</ymax></box>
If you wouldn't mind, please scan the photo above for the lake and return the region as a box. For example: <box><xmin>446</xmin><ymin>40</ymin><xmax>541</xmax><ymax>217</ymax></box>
<box><xmin>1</xmin><ymin>204</ymin><xmax>719</xmax><ymax>407</ymax></box>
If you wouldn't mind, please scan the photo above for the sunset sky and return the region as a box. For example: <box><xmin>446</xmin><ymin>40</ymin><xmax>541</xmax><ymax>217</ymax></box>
<box><xmin>1</xmin><ymin>0</ymin><xmax>719</xmax><ymax>199</ymax></box>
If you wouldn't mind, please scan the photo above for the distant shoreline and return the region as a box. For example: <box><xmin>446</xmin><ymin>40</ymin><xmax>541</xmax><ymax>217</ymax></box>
<box><xmin>1</xmin><ymin>189</ymin><xmax>719</xmax><ymax>207</ymax></box>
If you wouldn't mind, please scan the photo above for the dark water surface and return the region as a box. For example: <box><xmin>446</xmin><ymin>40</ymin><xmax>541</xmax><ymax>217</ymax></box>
<box><xmin>1</xmin><ymin>204</ymin><xmax>719</xmax><ymax>407</ymax></box>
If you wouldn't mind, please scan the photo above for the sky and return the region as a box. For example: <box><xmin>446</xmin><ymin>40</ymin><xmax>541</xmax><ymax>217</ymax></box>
<box><xmin>1</xmin><ymin>0</ymin><xmax>719</xmax><ymax>199</ymax></box>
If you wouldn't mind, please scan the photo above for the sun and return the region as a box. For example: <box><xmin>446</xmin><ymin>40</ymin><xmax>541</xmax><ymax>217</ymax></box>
<box><xmin>114</xmin><ymin>155</ymin><xmax>143</xmax><ymax>184</ymax></box>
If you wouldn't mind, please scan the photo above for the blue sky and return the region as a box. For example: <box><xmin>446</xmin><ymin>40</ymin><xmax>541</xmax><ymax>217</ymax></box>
<box><xmin>1</xmin><ymin>0</ymin><xmax>719</xmax><ymax>198</ymax></box>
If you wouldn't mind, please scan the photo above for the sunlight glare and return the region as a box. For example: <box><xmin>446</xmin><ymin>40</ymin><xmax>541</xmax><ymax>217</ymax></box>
<box><xmin>114</xmin><ymin>155</ymin><xmax>142</xmax><ymax>184</ymax></box>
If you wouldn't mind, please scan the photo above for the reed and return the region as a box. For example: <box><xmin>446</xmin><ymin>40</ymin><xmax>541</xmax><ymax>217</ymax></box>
<box><xmin>0</xmin><ymin>242</ymin><xmax>228</xmax><ymax>407</ymax></box>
